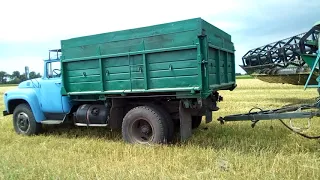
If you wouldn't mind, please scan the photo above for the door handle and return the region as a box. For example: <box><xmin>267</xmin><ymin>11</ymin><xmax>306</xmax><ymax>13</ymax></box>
<box><xmin>55</xmin><ymin>82</ymin><xmax>61</xmax><ymax>85</ymax></box>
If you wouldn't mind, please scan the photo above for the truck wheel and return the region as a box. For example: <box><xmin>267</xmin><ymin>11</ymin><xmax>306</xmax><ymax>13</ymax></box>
<box><xmin>122</xmin><ymin>106</ymin><xmax>167</xmax><ymax>144</ymax></box>
<box><xmin>192</xmin><ymin>116</ymin><xmax>202</xmax><ymax>129</ymax></box>
<box><xmin>13</xmin><ymin>104</ymin><xmax>42</xmax><ymax>135</ymax></box>
<box><xmin>145</xmin><ymin>104</ymin><xmax>175</xmax><ymax>142</ymax></box>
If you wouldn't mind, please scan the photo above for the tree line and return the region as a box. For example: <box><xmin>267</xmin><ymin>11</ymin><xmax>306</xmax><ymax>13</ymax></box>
<box><xmin>0</xmin><ymin>71</ymin><xmax>42</xmax><ymax>84</ymax></box>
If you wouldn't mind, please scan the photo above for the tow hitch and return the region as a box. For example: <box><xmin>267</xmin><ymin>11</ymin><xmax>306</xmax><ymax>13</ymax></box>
<box><xmin>218</xmin><ymin>98</ymin><xmax>320</xmax><ymax>139</ymax></box>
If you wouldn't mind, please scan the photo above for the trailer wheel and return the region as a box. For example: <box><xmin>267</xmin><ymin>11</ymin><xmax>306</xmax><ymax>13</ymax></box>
<box><xmin>192</xmin><ymin>116</ymin><xmax>202</xmax><ymax>129</ymax></box>
<box><xmin>13</xmin><ymin>104</ymin><xmax>42</xmax><ymax>135</ymax></box>
<box><xmin>122</xmin><ymin>106</ymin><xmax>167</xmax><ymax>144</ymax></box>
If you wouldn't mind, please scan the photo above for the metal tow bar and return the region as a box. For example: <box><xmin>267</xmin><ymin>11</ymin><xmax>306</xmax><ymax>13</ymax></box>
<box><xmin>217</xmin><ymin>102</ymin><xmax>320</xmax><ymax>139</ymax></box>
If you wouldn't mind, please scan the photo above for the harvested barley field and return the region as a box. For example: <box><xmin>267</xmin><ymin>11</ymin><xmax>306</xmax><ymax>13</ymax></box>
<box><xmin>1</xmin><ymin>79</ymin><xmax>320</xmax><ymax>179</ymax></box>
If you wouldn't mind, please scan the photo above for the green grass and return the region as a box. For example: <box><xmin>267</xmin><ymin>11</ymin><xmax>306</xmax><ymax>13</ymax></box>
<box><xmin>236</xmin><ymin>75</ymin><xmax>254</xmax><ymax>79</ymax></box>
<box><xmin>1</xmin><ymin>80</ymin><xmax>320</xmax><ymax>179</ymax></box>
<box><xmin>0</xmin><ymin>84</ymin><xmax>18</xmax><ymax>87</ymax></box>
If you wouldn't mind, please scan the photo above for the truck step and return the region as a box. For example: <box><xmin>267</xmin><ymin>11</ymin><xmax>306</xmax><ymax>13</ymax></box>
<box><xmin>40</xmin><ymin>120</ymin><xmax>64</xmax><ymax>125</ymax></box>
<box><xmin>74</xmin><ymin>123</ymin><xmax>108</xmax><ymax>127</ymax></box>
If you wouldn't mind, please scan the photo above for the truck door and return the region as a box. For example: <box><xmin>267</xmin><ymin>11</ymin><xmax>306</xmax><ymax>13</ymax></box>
<box><xmin>39</xmin><ymin>61</ymin><xmax>67</xmax><ymax>115</ymax></box>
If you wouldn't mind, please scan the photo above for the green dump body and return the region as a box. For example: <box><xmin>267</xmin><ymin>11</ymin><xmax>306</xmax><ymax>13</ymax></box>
<box><xmin>60</xmin><ymin>18</ymin><xmax>236</xmax><ymax>99</ymax></box>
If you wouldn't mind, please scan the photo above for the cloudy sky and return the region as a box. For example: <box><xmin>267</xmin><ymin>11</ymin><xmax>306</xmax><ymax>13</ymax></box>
<box><xmin>0</xmin><ymin>0</ymin><xmax>319</xmax><ymax>74</ymax></box>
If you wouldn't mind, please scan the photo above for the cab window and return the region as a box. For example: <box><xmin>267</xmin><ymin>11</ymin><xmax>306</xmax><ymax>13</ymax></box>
<box><xmin>46</xmin><ymin>61</ymin><xmax>61</xmax><ymax>78</ymax></box>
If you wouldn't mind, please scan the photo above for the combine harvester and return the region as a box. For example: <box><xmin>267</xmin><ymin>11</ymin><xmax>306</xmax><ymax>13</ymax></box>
<box><xmin>241</xmin><ymin>22</ymin><xmax>320</xmax><ymax>86</ymax></box>
<box><xmin>219</xmin><ymin>22</ymin><xmax>320</xmax><ymax>139</ymax></box>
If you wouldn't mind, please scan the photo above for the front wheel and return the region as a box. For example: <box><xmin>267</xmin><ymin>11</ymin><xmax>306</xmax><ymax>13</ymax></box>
<box><xmin>13</xmin><ymin>104</ymin><xmax>42</xmax><ymax>135</ymax></box>
<box><xmin>122</xmin><ymin>106</ymin><xmax>167</xmax><ymax>144</ymax></box>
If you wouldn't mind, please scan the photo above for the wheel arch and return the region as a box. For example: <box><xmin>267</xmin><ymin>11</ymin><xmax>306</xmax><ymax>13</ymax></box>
<box><xmin>6</xmin><ymin>90</ymin><xmax>46</xmax><ymax>122</ymax></box>
<box><xmin>8</xmin><ymin>99</ymin><xmax>28</xmax><ymax>113</ymax></box>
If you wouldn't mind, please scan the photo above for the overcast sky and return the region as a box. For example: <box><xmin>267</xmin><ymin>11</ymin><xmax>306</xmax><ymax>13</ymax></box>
<box><xmin>0</xmin><ymin>0</ymin><xmax>319</xmax><ymax>74</ymax></box>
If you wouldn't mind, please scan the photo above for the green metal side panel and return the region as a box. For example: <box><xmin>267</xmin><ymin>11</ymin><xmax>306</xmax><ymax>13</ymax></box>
<box><xmin>201</xmin><ymin>19</ymin><xmax>235</xmax><ymax>96</ymax></box>
<box><xmin>301</xmin><ymin>54</ymin><xmax>318</xmax><ymax>68</ymax></box>
<box><xmin>61</xmin><ymin>19</ymin><xmax>201</xmax><ymax>59</ymax></box>
<box><xmin>60</xmin><ymin>18</ymin><xmax>236</xmax><ymax>98</ymax></box>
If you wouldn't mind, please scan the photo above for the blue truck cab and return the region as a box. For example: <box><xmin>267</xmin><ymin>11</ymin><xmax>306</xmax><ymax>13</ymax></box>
<box><xmin>3</xmin><ymin>50</ymin><xmax>72</xmax><ymax>135</ymax></box>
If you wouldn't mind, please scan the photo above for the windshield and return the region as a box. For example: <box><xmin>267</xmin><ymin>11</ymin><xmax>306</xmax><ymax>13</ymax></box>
<box><xmin>46</xmin><ymin>61</ymin><xmax>61</xmax><ymax>78</ymax></box>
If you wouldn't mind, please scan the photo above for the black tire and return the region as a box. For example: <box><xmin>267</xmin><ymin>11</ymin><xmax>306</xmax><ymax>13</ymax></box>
<box><xmin>145</xmin><ymin>104</ymin><xmax>175</xmax><ymax>142</ymax></box>
<box><xmin>13</xmin><ymin>103</ymin><xmax>42</xmax><ymax>135</ymax></box>
<box><xmin>122</xmin><ymin>106</ymin><xmax>167</xmax><ymax>144</ymax></box>
<box><xmin>192</xmin><ymin>116</ymin><xmax>202</xmax><ymax>129</ymax></box>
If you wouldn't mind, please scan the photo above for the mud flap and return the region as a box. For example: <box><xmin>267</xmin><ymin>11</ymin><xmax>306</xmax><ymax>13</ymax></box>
<box><xmin>179</xmin><ymin>101</ymin><xmax>192</xmax><ymax>141</ymax></box>
<box><xmin>205</xmin><ymin>109</ymin><xmax>212</xmax><ymax>123</ymax></box>
<box><xmin>109</xmin><ymin>99</ymin><xmax>126</xmax><ymax>130</ymax></box>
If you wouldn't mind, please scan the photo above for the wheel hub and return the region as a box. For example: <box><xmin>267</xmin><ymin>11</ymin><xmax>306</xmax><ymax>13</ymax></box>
<box><xmin>141</xmin><ymin>124</ymin><xmax>151</xmax><ymax>134</ymax></box>
<box><xmin>131</xmin><ymin>119</ymin><xmax>153</xmax><ymax>143</ymax></box>
<box><xmin>17</xmin><ymin>112</ymin><xmax>29</xmax><ymax>131</ymax></box>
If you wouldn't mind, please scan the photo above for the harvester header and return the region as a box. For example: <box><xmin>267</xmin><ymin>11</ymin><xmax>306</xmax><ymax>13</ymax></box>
<box><xmin>241</xmin><ymin>23</ymin><xmax>320</xmax><ymax>85</ymax></box>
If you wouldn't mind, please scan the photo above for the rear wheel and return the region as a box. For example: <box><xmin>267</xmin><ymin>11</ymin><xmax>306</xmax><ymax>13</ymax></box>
<box><xmin>192</xmin><ymin>116</ymin><xmax>202</xmax><ymax>129</ymax></box>
<box><xmin>122</xmin><ymin>106</ymin><xmax>167</xmax><ymax>144</ymax></box>
<box><xmin>13</xmin><ymin>104</ymin><xmax>42</xmax><ymax>135</ymax></box>
<box><xmin>145</xmin><ymin>104</ymin><xmax>174</xmax><ymax>142</ymax></box>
